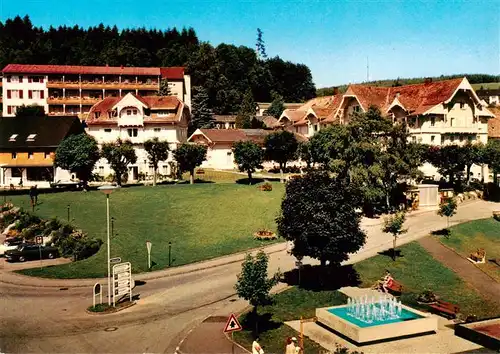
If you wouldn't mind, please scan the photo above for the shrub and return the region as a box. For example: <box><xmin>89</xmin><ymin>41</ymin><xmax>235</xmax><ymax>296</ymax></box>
<box><xmin>13</xmin><ymin>212</ymin><xmax>41</xmax><ymax>231</ymax></box>
<box><xmin>493</xmin><ymin>211</ymin><xmax>500</xmax><ymax>222</ymax></box>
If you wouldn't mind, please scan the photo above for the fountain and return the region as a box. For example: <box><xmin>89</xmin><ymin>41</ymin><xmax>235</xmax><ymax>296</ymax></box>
<box><xmin>316</xmin><ymin>295</ymin><xmax>438</xmax><ymax>344</ymax></box>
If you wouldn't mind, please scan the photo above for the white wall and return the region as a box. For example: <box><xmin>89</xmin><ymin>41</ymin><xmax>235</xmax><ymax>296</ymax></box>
<box><xmin>2</xmin><ymin>75</ymin><xmax>49</xmax><ymax>116</ymax></box>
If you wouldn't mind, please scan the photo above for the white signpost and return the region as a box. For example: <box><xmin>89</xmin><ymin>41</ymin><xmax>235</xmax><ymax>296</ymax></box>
<box><xmin>112</xmin><ymin>262</ymin><xmax>132</xmax><ymax>307</ymax></box>
<box><xmin>146</xmin><ymin>241</ymin><xmax>152</xmax><ymax>270</ymax></box>
<box><xmin>93</xmin><ymin>282</ymin><xmax>102</xmax><ymax>307</ymax></box>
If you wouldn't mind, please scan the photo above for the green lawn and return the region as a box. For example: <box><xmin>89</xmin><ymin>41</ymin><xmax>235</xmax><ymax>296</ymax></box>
<box><xmin>434</xmin><ymin>218</ymin><xmax>500</xmax><ymax>282</ymax></box>
<box><xmin>7</xmin><ymin>183</ymin><xmax>284</xmax><ymax>278</ymax></box>
<box><xmin>234</xmin><ymin>287</ymin><xmax>346</xmax><ymax>354</ymax></box>
<box><xmin>354</xmin><ymin>241</ymin><xmax>500</xmax><ymax>319</ymax></box>
<box><xmin>234</xmin><ymin>241</ymin><xmax>500</xmax><ymax>354</ymax></box>
<box><xmin>471</xmin><ymin>82</ymin><xmax>500</xmax><ymax>90</ymax></box>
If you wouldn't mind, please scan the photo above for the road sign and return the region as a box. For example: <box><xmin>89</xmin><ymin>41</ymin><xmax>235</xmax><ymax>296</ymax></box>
<box><xmin>35</xmin><ymin>236</ymin><xmax>43</xmax><ymax>245</ymax></box>
<box><xmin>223</xmin><ymin>313</ymin><xmax>242</xmax><ymax>333</ymax></box>
<box><xmin>112</xmin><ymin>262</ymin><xmax>132</xmax><ymax>306</ymax></box>
<box><xmin>110</xmin><ymin>257</ymin><xmax>121</xmax><ymax>264</ymax></box>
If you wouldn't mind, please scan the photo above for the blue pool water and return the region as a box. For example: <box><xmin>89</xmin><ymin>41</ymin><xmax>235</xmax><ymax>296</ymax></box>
<box><xmin>327</xmin><ymin>306</ymin><xmax>423</xmax><ymax>328</ymax></box>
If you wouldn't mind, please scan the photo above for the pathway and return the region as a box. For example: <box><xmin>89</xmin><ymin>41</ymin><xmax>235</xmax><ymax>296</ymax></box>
<box><xmin>418</xmin><ymin>236</ymin><xmax>500</xmax><ymax>305</ymax></box>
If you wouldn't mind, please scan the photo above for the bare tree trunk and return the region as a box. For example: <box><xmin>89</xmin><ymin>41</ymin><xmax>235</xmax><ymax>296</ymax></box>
<box><xmin>153</xmin><ymin>167</ymin><xmax>157</xmax><ymax>186</ymax></box>
<box><xmin>466</xmin><ymin>165</ymin><xmax>471</xmax><ymax>186</ymax></box>
<box><xmin>393</xmin><ymin>236</ymin><xmax>397</xmax><ymax>261</ymax></box>
<box><xmin>190</xmin><ymin>170</ymin><xmax>194</xmax><ymax>185</ymax></box>
<box><xmin>248</xmin><ymin>171</ymin><xmax>252</xmax><ymax>185</ymax></box>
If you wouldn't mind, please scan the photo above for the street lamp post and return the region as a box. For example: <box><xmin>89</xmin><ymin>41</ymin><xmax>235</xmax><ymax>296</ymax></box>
<box><xmin>98</xmin><ymin>185</ymin><xmax>118</xmax><ymax>305</ymax></box>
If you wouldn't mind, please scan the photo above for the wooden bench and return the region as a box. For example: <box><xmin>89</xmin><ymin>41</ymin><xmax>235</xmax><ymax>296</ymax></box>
<box><xmin>387</xmin><ymin>280</ymin><xmax>403</xmax><ymax>295</ymax></box>
<box><xmin>428</xmin><ymin>300</ymin><xmax>460</xmax><ymax>319</ymax></box>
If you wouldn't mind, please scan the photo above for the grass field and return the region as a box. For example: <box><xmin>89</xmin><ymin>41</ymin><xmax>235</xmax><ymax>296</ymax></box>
<box><xmin>434</xmin><ymin>218</ymin><xmax>500</xmax><ymax>282</ymax></box>
<box><xmin>354</xmin><ymin>241</ymin><xmax>500</xmax><ymax>319</ymax></box>
<box><xmin>471</xmin><ymin>82</ymin><xmax>500</xmax><ymax>90</ymax></box>
<box><xmin>235</xmin><ymin>241</ymin><xmax>500</xmax><ymax>353</ymax></box>
<box><xmin>234</xmin><ymin>288</ymin><xmax>346</xmax><ymax>354</ymax></box>
<box><xmin>8</xmin><ymin>182</ymin><xmax>284</xmax><ymax>278</ymax></box>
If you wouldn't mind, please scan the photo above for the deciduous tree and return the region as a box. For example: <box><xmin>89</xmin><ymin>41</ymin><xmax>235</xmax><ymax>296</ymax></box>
<box><xmin>55</xmin><ymin>133</ymin><xmax>100</xmax><ymax>189</ymax></box>
<box><xmin>232</xmin><ymin>141</ymin><xmax>264</xmax><ymax>185</ymax></box>
<box><xmin>485</xmin><ymin>139</ymin><xmax>500</xmax><ymax>186</ymax></box>
<box><xmin>15</xmin><ymin>104</ymin><xmax>45</xmax><ymax>117</ymax></box>
<box><xmin>264</xmin><ymin>91</ymin><xmax>285</xmax><ymax>118</ymax></box>
<box><xmin>264</xmin><ymin>131</ymin><xmax>298</xmax><ymax>182</ymax></box>
<box><xmin>101</xmin><ymin>139</ymin><xmax>137</xmax><ymax>186</ymax></box>
<box><xmin>173</xmin><ymin>143</ymin><xmax>207</xmax><ymax>184</ymax></box>
<box><xmin>235</xmin><ymin>251</ymin><xmax>280</xmax><ymax>336</ymax></box>
<box><xmin>438</xmin><ymin>197</ymin><xmax>457</xmax><ymax>229</ymax></box>
<box><xmin>276</xmin><ymin>171</ymin><xmax>366</xmax><ymax>267</ymax></box>
<box><xmin>382</xmin><ymin>211</ymin><xmax>407</xmax><ymax>260</ymax></box>
<box><xmin>144</xmin><ymin>137</ymin><xmax>170</xmax><ymax>186</ymax></box>
<box><xmin>235</xmin><ymin>89</ymin><xmax>257</xmax><ymax>129</ymax></box>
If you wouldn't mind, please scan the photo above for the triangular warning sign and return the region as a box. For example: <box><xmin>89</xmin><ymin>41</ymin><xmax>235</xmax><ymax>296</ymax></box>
<box><xmin>223</xmin><ymin>313</ymin><xmax>242</xmax><ymax>333</ymax></box>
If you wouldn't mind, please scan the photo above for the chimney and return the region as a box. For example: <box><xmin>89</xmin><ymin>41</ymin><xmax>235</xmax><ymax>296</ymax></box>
<box><xmin>424</xmin><ymin>77</ymin><xmax>432</xmax><ymax>84</ymax></box>
<box><xmin>333</xmin><ymin>87</ymin><xmax>339</xmax><ymax>95</ymax></box>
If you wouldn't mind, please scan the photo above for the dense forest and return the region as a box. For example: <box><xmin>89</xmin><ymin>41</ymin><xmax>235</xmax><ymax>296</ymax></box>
<box><xmin>0</xmin><ymin>15</ymin><xmax>316</xmax><ymax>114</ymax></box>
<box><xmin>317</xmin><ymin>74</ymin><xmax>500</xmax><ymax>97</ymax></box>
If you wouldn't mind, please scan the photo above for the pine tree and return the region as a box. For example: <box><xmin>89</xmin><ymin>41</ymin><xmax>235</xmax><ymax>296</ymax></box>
<box><xmin>256</xmin><ymin>28</ymin><xmax>267</xmax><ymax>59</ymax></box>
<box><xmin>158</xmin><ymin>78</ymin><xmax>171</xmax><ymax>96</ymax></box>
<box><xmin>236</xmin><ymin>89</ymin><xmax>256</xmax><ymax>129</ymax></box>
<box><xmin>189</xmin><ymin>86</ymin><xmax>214</xmax><ymax>134</ymax></box>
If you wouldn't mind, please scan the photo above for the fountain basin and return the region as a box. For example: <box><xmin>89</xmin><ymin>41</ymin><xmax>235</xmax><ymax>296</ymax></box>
<box><xmin>316</xmin><ymin>304</ymin><xmax>438</xmax><ymax>344</ymax></box>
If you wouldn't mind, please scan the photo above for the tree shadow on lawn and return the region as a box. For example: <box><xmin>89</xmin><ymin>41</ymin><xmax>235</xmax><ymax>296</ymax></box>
<box><xmin>240</xmin><ymin>311</ymin><xmax>281</xmax><ymax>337</ymax></box>
<box><xmin>431</xmin><ymin>228</ymin><xmax>451</xmax><ymax>237</ymax></box>
<box><xmin>282</xmin><ymin>264</ymin><xmax>361</xmax><ymax>291</ymax></box>
<box><xmin>236</xmin><ymin>178</ymin><xmax>265</xmax><ymax>185</ymax></box>
<box><xmin>377</xmin><ymin>249</ymin><xmax>405</xmax><ymax>259</ymax></box>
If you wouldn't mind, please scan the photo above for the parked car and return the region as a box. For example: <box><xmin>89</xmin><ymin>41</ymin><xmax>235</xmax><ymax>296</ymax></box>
<box><xmin>0</xmin><ymin>237</ymin><xmax>25</xmax><ymax>256</ymax></box>
<box><xmin>50</xmin><ymin>180</ymin><xmax>82</xmax><ymax>190</ymax></box>
<box><xmin>4</xmin><ymin>244</ymin><xmax>60</xmax><ymax>262</ymax></box>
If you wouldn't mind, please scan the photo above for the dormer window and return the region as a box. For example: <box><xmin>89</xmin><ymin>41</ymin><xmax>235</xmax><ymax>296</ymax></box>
<box><xmin>9</xmin><ymin>134</ymin><xmax>18</xmax><ymax>142</ymax></box>
<box><xmin>27</xmin><ymin>134</ymin><xmax>37</xmax><ymax>141</ymax></box>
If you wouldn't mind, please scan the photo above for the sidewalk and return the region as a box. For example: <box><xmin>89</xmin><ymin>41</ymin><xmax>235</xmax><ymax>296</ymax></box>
<box><xmin>0</xmin><ymin>242</ymin><xmax>287</xmax><ymax>288</ymax></box>
<box><xmin>418</xmin><ymin>236</ymin><xmax>500</xmax><ymax>305</ymax></box>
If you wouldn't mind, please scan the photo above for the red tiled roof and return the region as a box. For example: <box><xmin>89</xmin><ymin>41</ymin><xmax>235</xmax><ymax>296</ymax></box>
<box><xmin>344</xmin><ymin>78</ymin><xmax>464</xmax><ymax>115</ymax></box>
<box><xmin>160</xmin><ymin>67</ymin><xmax>185</xmax><ymax>80</ymax></box>
<box><xmin>86</xmin><ymin>94</ymin><xmax>185</xmax><ymax>125</ymax></box>
<box><xmin>2</xmin><ymin>64</ymin><xmax>186</xmax><ymax>79</ymax></box>
<box><xmin>488</xmin><ymin>107</ymin><xmax>500</xmax><ymax>138</ymax></box>
<box><xmin>281</xmin><ymin>94</ymin><xmax>343</xmax><ymax>126</ymax></box>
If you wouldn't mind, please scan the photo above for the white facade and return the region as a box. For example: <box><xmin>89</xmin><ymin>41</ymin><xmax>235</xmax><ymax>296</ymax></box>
<box><xmin>1</xmin><ymin>65</ymin><xmax>191</xmax><ymax>117</ymax></box>
<box><xmin>0</xmin><ymin>167</ymin><xmax>71</xmax><ymax>188</ymax></box>
<box><xmin>87</xmin><ymin>94</ymin><xmax>189</xmax><ymax>182</ymax></box>
<box><xmin>2</xmin><ymin>75</ymin><xmax>49</xmax><ymax>115</ymax></box>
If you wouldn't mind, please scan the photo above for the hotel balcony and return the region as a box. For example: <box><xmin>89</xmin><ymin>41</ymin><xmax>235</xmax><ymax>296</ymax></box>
<box><xmin>47</xmin><ymin>80</ymin><xmax>159</xmax><ymax>90</ymax></box>
<box><xmin>47</xmin><ymin>97</ymin><xmax>100</xmax><ymax>105</ymax></box>
<box><xmin>409</xmin><ymin>125</ymin><xmax>483</xmax><ymax>134</ymax></box>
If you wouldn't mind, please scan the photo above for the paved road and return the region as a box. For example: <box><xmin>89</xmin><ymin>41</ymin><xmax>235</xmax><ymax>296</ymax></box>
<box><xmin>0</xmin><ymin>200</ymin><xmax>498</xmax><ymax>353</ymax></box>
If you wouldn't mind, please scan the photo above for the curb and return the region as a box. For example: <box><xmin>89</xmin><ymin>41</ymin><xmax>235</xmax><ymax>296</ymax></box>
<box><xmin>85</xmin><ymin>301</ymin><xmax>136</xmax><ymax>315</ymax></box>
<box><xmin>0</xmin><ymin>242</ymin><xmax>287</xmax><ymax>288</ymax></box>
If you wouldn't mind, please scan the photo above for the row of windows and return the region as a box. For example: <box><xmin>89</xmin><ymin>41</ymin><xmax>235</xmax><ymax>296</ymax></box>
<box><xmin>102</xmin><ymin>128</ymin><xmax>164</xmax><ymax>134</ymax></box>
<box><xmin>5</xmin><ymin>75</ymin><xmax>44</xmax><ymax>83</ymax></box>
<box><xmin>6</xmin><ymin>89</ymin><xmax>45</xmax><ymax>99</ymax></box>
<box><xmin>413</xmin><ymin>135</ymin><xmax>478</xmax><ymax>143</ymax></box>
<box><xmin>10</xmin><ymin>152</ymin><xmax>52</xmax><ymax>159</ymax></box>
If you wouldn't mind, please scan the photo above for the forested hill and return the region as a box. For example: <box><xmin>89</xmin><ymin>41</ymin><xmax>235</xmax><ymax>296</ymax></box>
<box><xmin>317</xmin><ymin>74</ymin><xmax>500</xmax><ymax>97</ymax></box>
<box><xmin>0</xmin><ymin>15</ymin><xmax>316</xmax><ymax>114</ymax></box>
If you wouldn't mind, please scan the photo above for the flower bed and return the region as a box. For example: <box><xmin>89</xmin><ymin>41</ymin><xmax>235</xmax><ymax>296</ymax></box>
<box><xmin>253</xmin><ymin>229</ymin><xmax>277</xmax><ymax>240</ymax></box>
<box><xmin>1</xmin><ymin>203</ymin><xmax>102</xmax><ymax>261</ymax></box>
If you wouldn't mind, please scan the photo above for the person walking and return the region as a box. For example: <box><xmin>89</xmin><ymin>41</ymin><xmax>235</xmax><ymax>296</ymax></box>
<box><xmin>252</xmin><ymin>339</ymin><xmax>264</xmax><ymax>354</ymax></box>
<box><xmin>29</xmin><ymin>186</ymin><xmax>36</xmax><ymax>207</ymax></box>
<box><xmin>285</xmin><ymin>337</ymin><xmax>299</xmax><ymax>354</ymax></box>
<box><xmin>33</xmin><ymin>185</ymin><xmax>39</xmax><ymax>205</ymax></box>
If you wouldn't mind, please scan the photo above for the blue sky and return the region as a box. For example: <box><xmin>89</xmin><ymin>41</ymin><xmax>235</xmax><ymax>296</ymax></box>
<box><xmin>1</xmin><ymin>0</ymin><xmax>499</xmax><ymax>88</ymax></box>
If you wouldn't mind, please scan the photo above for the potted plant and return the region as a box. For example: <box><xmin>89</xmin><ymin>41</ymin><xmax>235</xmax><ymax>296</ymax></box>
<box><xmin>416</xmin><ymin>290</ymin><xmax>438</xmax><ymax>304</ymax></box>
